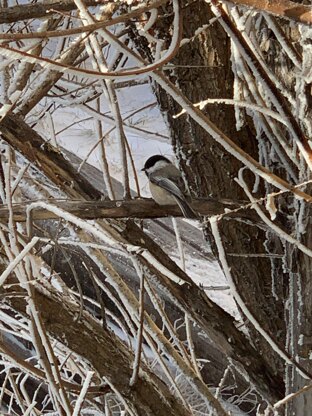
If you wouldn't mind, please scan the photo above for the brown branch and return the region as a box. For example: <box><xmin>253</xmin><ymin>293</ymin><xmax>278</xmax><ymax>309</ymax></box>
<box><xmin>0</xmin><ymin>198</ymin><xmax>254</xmax><ymax>221</ymax></box>
<box><xmin>0</xmin><ymin>19</ymin><xmax>181</xmax><ymax>79</ymax></box>
<box><xmin>0</xmin><ymin>114</ymin><xmax>102</xmax><ymax>200</ymax></box>
<box><xmin>0</xmin><ymin>0</ymin><xmax>168</xmax><ymax>40</ymax></box>
<box><xmin>119</xmin><ymin>221</ymin><xmax>284</xmax><ymax>403</ymax></box>
<box><xmin>223</xmin><ymin>0</ymin><xmax>312</xmax><ymax>25</ymax></box>
<box><xmin>0</xmin><ymin>0</ymin><xmax>105</xmax><ymax>24</ymax></box>
<box><xmin>2</xmin><ymin>282</ymin><xmax>189</xmax><ymax>416</ymax></box>
<box><xmin>101</xmin><ymin>29</ymin><xmax>312</xmax><ymax>203</ymax></box>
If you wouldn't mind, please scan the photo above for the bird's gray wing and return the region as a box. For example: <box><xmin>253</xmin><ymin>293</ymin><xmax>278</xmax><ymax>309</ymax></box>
<box><xmin>150</xmin><ymin>175</ymin><xmax>186</xmax><ymax>200</ymax></box>
<box><xmin>150</xmin><ymin>175</ymin><xmax>198</xmax><ymax>219</ymax></box>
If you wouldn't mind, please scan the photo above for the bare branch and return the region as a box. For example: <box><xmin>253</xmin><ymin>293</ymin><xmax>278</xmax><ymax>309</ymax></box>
<box><xmin>0</xmin><ymin>0</ymin><xmax>107</xmax><ymax>24</ymax></box>
<box><xmin>0</xmin><ymin>0</ymin><xmax>168</xmax><ymax>39</ymax></box>
<box><xmin>0</xmin><ymin>114</ymin><xmax>102</xmax><ymax>200</ymax></box>
<box><xmin>222</xmin><ymin>0</ymin><xmax>312</xmax><ymax>25</ymax></box>
<box><xmin>0</xmin><ymin>197</ymin><xmax>256</xmax><ymax>221</ymax></box>
<box><xmin>3</xmin><ymin>281</ymin><xmax>190</xmax><ymax>416</ymax></box>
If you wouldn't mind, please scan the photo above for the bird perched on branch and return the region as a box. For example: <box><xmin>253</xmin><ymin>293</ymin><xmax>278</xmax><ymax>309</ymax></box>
<box><xmin>142</xmin><ymin>155</ymin><xmax>198</xmax><ymax>219</ymax></box>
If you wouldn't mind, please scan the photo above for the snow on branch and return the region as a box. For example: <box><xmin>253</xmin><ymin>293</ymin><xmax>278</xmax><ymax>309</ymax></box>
<box><xmin>219</xmin><ymin>0</ymin><xmax>312</xmax><ymax>25</ymax></box>
<box><xmin>209</xmin><ymin>1</ymin><xmax>312</xmax><ymax>171</ymax></box>
<box><xmin>0</xmin><ymin>0</ymin><xmax>181</xmax><ymax>80</ymax></box>
<box><xmin>0</xmin><ymin>0</ymin><xmax>168</xmax><ymax>40</ymax></box>
<box><xmin>209</xmin><ymin>216</ymin><xmax>312</xmax><ymax>381</ymax></box>
<box><xmin>0</xmin><ymin>197</ymin><xmax>255</xmax><ymax>221</ymax></box>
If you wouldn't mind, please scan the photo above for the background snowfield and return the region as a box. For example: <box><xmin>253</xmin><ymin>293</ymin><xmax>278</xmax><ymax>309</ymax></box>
<box><xmin>34</xmin><ymin>75</ymin><xmax>239</xmax><ymax>320</ymax></box>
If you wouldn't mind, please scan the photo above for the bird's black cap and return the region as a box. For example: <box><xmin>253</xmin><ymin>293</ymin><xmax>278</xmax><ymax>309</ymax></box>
<box><xmin>142</xmin><ymin>155</ymin><xmax>171</xmax><ymax>171</ymax></box>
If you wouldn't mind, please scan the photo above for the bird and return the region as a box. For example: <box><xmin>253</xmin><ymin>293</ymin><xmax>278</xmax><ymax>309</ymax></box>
<box><xmin>142</xmin><ymin>155</ymin><xmax>198</xmax><ymax>219</ymax></box>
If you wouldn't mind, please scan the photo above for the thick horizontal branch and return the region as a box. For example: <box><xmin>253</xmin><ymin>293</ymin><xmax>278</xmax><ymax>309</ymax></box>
<box><xmin>0</xmin><ymin>198</ymin><xmax>254</xmax><ymax>222</ymax></box>
<box><xmin>0</xmin><ymin>0</ymin><xmax>101</xmax><ymax>24</ymax></box>
<box><xmin>224</xmin><ymin>0</ymin><xmax>312</xmax><ymax>25</ymax></box>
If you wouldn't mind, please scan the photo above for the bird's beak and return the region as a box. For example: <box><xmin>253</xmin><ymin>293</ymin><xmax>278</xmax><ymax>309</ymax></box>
<box><xmin>141</xmin><ymin>168</ymin><xmax>146</xmax><ymax>172</ymax></box>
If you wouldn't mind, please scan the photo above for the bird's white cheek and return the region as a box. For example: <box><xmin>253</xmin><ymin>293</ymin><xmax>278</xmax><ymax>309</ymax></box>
<box><xmin>150</xmin><ymin>183</ymin><xmax>176</xmax><ymax>205</ymax></box>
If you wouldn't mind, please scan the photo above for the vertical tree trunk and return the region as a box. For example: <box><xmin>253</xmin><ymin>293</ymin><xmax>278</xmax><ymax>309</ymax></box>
<box><xmin>153</xmin><ymin>1</ymin><xmax>312</xmax><ymax>412</ymax></box>
<box><xmin>154</xmin><ymin>0</ymin><xmax>285</xmax><ymax>382</ymax></box>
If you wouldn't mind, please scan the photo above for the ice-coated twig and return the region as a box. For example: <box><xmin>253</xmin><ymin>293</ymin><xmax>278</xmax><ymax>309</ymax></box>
<box><xmin>22</xmin><ymin>400</ymin><xmax>37</xmax><ymax>416</ymax></box>
<box><xmin>185</xmin><ymin>314</ymin><xmax>202</xmax><ymax>380</ymax></box>
<box><xmin>0</xmin><ymin>0</ymin><xmax>169</xmax><ymax>40</ymax></box>
<box><xmin>11</xmin><ymin>163</ymin><xmax>30</xmax><ymax>197</ymax></box>
<box><xmin>7</xmin><ymin>372</ymin><xmax>26</xmax><ymax>414</ymax></box>
<box><xmin>174</xmin><ymin>98</ymin><xmax>289</xmax><ymax>125</ymax></box>
<box><xmin>264</xmin><ymin>15</ymin><xmax>302</xmax><ymax>69</ymax></box>
<box><xmin>96</xmin><ymin>100</ymin><xmax>115</xmax><ymax>200</ymax></box>
<box><xmin>129</xmin><ymin>257</ymin><xmax>145</xmax><ymax>387</ymax></box>
<box><xmin>209</xmin><ymin>214</ymin><xmax>311</xmax><ymax>381</ymax></box>
<box><xmin>102</xmin><ymin>256</ymin><xmax>228</xmax><ymax>415</ymax></box>
<box><xmin>209</xmin><ymin>2</ymin><xmax>312</xmax><ymax>171</ymax></box>
<box><xmin>230</xmin><ymin>42</ymin><xmax>300</xmax><ymax>177</ymax></box>
<box><xmin>101</xmin><ymin>377</ymin><xmax>137</xmax><ymax>416</ymax></box>
<box><xmin>0</xmin><ymin>223</ymin><xmax>73</xmax><ymax>414</ymax></box>
<box><xmin>144</xmin><ymin>278</ymin><xmax>193</xmax><ymax>367</ymax></box>
<box><xmin>274</xmin><ymin>383</ymin><xmax>312</xmax><ymax>410</ymax></box>
<box><xmin>4</xmin><ymin>149</ymin><xmax>19</xmax><ymax>254</ymax></box>
<box><xmin>79</xmin><ymin>228</ymin><xmax>225</xmax><ymax>413</ymax></box>
<box><xmin>74</xmin><ymin>0</ymin><xmax>130</xmax><ymax>197</ymax></box>
<box><xmin>215</xmin><ymin>365</ymin><xmax>231</xmax><ymax>400</ymax></box>
<box><xmin>172</xmin><ymin>218</ymin><xmax>186</xmax><ymax>271</ymax></box>
<box><xmin>0</xmin><ymin>235</ymin><xmax>39</xmax><ymax>287</ymax></box>
<box><xmin>230</xmin><ymin>6</ymin><xmax>296</xmax><ymax>106</ymax></box>
<box><xmin>77</xmin><ymin>101</ymin><xmax>162</xmax><ymax>173</ymax></box>
<box><xmin>236</xmin><ymin>170</ymin><xmax>312</xmax><ymax>263</ymax></box>
<box><xmin>0</xmin><ymin>0</ymin><xmax>181</xmax><ymax>80</ymax></box>
<box><xmin>19</xmin><ymin>374</ymin><xmax>35</xmax><ymax>416</ymax></box>
<box><xmin>72</xmin><ymin>371</ymin><xmax>94</xmax><ymax>416</ymax></box>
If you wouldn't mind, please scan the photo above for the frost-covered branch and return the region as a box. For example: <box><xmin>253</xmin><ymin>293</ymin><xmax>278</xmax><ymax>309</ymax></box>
<box><xmin>0</xmin><ymin>197</ymin><xmax>256</xmax><ymax>221</ymax></box>
<box><xmin>220</xmin><ymin>0</ymin><xmax>312</xmax><ymax>25</ymax></box>
<box><xmin>0</xmin><ymin>0</ymin><xmax>107</xmax><ymax>24</ymax></box>
<box><xmin>4</xmin><ymin>280</ymin><xmax>191</xmax><ymax>416</ymax></box>
<box><xmin>209</xmin><ymin>1</ymin><xmax>312</xmax><ymax>171</ymax></box>
<box><xmin>0</xmin><ymin>0</ymin><xmax>182</xmax><ymax>80</ymax></box>
<box><xmin>0</xmin><ymin>0</ymin><xmax>168</xmax><ymax>39</ymax></box>
<box><xmin>209</xmin><ymin>216</ymin><xmax>312</xmax><ymax>380</ymax></box>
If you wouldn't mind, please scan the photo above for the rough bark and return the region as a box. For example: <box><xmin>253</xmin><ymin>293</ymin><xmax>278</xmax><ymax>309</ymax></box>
<box><xmin>154</xmin><ymin>0</ymin><xmax>287</xmax><ymax>380</ymax></box>
<box><xmin>2</xmin><ymin>282</ymin><xmax>190</xmax><ymax>416</ymax></box>
<box><xmin>0</xmin><ymin>114</ymin><xmax>102</xmax><ymax>200</ymax></box>
<box><xmin>0</xmin><ymin>196</ymin><xmax>260</xmax><ymax>221</ymax></box>
<box><xmin>224</xmin><ymin>0</ymin><xmax>312</xmax><ymax>25</ymax></box>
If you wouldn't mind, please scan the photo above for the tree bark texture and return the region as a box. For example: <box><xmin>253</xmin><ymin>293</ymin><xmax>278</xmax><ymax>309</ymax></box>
<box><xmin>2</xmin><ymin>282</ymin><xmax>190</xmax><ymax>416</ymax></box>
<box><xmin>152</xmin><ymin>0</ymin><xmax>312</xmax><ymax>412</ymax></box>
<box><xmin>153</xmin><ymin>0</ymin><xmax>290</xmax><ymax>394</ymax></box>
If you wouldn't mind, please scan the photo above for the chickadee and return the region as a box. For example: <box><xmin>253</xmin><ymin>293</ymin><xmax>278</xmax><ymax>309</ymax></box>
<box><xmin>142</xmin><ymin>155</ymin><xmax>198</xmax><ymax>219</ymax></box>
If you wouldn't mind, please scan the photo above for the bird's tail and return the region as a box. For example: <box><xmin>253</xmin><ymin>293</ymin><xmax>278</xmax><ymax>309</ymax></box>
<box><xmin>174</xmin><ymin>197</ymin><xmax>199</xmax><ymax>219</ymax></box>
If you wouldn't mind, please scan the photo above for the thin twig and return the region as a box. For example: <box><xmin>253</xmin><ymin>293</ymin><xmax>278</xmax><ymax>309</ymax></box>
<box><xmin>129</xmin><ymin>257</ymin><xmax>145</xmax><ymax>386</ymax></box>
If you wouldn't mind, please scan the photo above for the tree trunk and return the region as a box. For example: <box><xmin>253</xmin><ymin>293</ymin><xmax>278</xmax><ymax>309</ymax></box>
<box><xmin>150</xmin><ymin>0</ymin><xmax>312</xmax><ymax>412</ymax></box>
